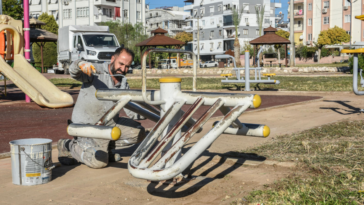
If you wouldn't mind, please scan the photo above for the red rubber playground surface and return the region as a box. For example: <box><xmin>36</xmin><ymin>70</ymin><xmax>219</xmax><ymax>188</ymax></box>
<box><xmin>0</xmin><ymin>89</ymin><xmax>321</xmax><ymax>153</ymax></box>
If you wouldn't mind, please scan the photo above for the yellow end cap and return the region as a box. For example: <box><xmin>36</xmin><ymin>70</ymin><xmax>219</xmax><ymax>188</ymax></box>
<box><xmin>159</xmin><ymin>77</ymin><xmax>182</xmax><ymax>83</ymax></box>
<box><xmin>355</xmin><ymin>15</ymin><xmax>364</xmax><ymax>20</ymax></box>
<box><xmin>245</xmin><ymin>50</ymin><xmax>249</xmax><ymax>52</ymax></box>
<box><xmin>111</xmin><ymin>127</ymin><xmax>121</xmax><ymax>140</ymax></box>
<box><xmin>253</xmin><ymin>95</ymin><xmax>262</xmax><ymax>108</ymax></box>
<box><xmin>95</xmin><ymin>90</ymin><xmax>98</xmax><ymax>98</ymax></box>
<box><xmin>263</xmin><ymin>125</ymin><xmax>270</xmax><ymax>138</ymax></box>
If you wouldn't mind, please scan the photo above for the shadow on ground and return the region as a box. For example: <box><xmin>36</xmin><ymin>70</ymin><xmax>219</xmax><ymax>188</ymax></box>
<box><xmin>320</xmin><ymin>100</ymin><xmax>362</xmax><ymax>115</ymax></box>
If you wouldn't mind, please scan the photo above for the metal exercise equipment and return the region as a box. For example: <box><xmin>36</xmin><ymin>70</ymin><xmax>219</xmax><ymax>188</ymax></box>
<box><xmin>91</xmin><ymin>48</ymin><xmax>269</xmax><ymax>182</ymax></box>
<box><xmin>219</xmin><ymin>50</ymin><xmax>280</xmax><ymax>91</ymax></box>
<box><xmin>341</xmin><ymin>48</ymin><xmax>364</xmax><ymax>95</ymax></box>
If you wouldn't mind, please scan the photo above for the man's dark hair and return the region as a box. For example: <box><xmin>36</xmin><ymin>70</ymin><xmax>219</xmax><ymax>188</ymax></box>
<box><xmin>114</xmin><ymin>46</ymin><xmax>135</xmax><ymax>61</ymax></box>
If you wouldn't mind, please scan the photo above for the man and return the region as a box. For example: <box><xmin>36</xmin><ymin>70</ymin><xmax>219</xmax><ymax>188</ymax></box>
<box><xmin>57</xmin><ymin>47</ymin><xmax>146</xmax><ymax>169</ymax></box>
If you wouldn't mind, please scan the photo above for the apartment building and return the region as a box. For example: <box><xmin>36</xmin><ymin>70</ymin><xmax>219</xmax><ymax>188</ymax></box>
<box><xmin>29</xmin><ymin>0</ymin><xmax>146</xmax><ymax>28</ymax></box>
<box><xmin>289</xmin><ymin>0</ymin><xmax>364</xmax><ymax>46</ymax></box>
<box><xmin>145</xmin><ymin>6</ymin><xmax>190</xmax><ymax>36</ymax></box>
<box><xmin>184</xmin><ymin>0</ymin><xmax>282</xmax><ymax>61</ymax></box>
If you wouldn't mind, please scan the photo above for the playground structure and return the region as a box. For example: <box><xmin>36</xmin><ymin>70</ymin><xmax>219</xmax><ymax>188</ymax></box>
<box><xmin>0</xmin><ymin>16</ymin><xmax>74</xmax><ymax>108</ymax></box>
<box><xmin>341</xmin><ymin>15</ymin><xmax>364</xmax><ymax>96</ymax></box>
<box><xmin>219</xmin><ymin>50</ymin><xmax>280</xmax><ymax>91</ymax></box>
<box><xmin>70</xmin><ymin>48</ymin><xmax>270</xmax><ymax>182</ymax></box>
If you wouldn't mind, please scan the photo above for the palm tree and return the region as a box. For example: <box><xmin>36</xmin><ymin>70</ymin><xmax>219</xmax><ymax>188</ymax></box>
<box><xmin>255</xmin><ymin>4</ymin><xmax>265</xmax><ymax>65</ymax></box>
<box><xmin>232</xmin><ymin>6</ymin><xmax>246</xmax><ymax>66</ymax></box>
<box><xmin>255</xmin><ymin>4</ymin><xmax>265</xmax><ymax>37</ymax></box>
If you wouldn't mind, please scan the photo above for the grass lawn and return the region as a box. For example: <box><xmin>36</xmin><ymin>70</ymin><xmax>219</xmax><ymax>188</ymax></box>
<box><xmin>50</xmin><ymin>76</ymin><xmax>361</xmax><ymax>92</ymax></box>
<box><xmin>240</xmin><ymin>120</ymin><xmax>364</xmax><ymax>204</ymax></box>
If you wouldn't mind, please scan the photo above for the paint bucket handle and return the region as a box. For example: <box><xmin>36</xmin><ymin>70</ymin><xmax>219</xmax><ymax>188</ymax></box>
<box><xmin>20</xmin><ymin>147</ymin><xmax>53</xmax><ymax>171</ymax></box>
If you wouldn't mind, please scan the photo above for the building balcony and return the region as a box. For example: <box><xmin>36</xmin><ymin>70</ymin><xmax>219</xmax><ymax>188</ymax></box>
<box><xmin>184</xmin><ymin>4</ymin><xmax>194</xmax><ymax>11</ymax></box>
<box><xmin>288</xmin><ymin>0</ymin><xmax>304</xmax><ymax>4</ymax></box>
<box><xmin>94</xmin><ymin>0</ymin><xmax>118</xmax><ymax>7</ymax></box>
<box><xmin>288</xmin><ymin>9</ymin><xmax>304</xmax><ymax>19</ymax></box>
<box><xmin>94</xmin><ymin>15</ymin><xmax>120</xmax><ymax>23</ymax></box>
<box><xmin>183</xmin><ymin>26</ymin><xmax>193</xmax><ymax>30</ymax></box>
<box><xmin>223</xmin><ymin>9</ymin><xmax>233</xmax><ymax>16</ymax></box>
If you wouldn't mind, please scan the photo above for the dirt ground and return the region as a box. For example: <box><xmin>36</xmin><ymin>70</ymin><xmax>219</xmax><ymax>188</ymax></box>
<box><xmin>0</xmin><ymin>89</ymin><xmax>363</xmax><ymax>204</ymax></box>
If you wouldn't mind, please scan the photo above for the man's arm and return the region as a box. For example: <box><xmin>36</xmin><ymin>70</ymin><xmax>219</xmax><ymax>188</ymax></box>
<box><xmin>122</xmin><ymin>79</ymin><xmax>146</xmax><ymax>120</ymax></box>
<box><xmin>69</xmin><ymin>60</ymin><xmax>93</xmax><ymax>83</ymax></box>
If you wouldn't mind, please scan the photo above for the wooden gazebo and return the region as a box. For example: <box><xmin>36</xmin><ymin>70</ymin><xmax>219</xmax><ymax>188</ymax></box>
<box><xmin>136</xmin><ymin>28</ymin><xmax>185</xmax><ymax>68</ymax></box>
<box><xmin>29</xmin><ymin>18</ymin><xmax>58</xmax><ymax>73</ymax></box>
<box><xmin>249</xmin><ymin>26</ymin><xmax>290</xmax><ymax>67</ymax></box>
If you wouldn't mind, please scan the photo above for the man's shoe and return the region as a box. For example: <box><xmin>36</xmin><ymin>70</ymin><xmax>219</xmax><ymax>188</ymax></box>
<box><xmin>57</xmin><ymin>139</ymin><xmax>77</xmax><ymax>166</ymax></box>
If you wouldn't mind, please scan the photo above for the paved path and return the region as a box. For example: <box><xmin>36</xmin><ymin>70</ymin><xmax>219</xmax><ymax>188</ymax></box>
<box><xmin>0</xmin><ymin>91</ymin><xmax>363</xmax><ymax>204</ymax></box>
<box><xmin>0</xmin><ymin>88</ymin><xmax>320</xmax><ymax>153</ymax></box>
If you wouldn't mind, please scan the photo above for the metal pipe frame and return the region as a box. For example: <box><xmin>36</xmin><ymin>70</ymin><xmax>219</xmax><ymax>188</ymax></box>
<box><xmin>141</xmin><ymin>48</ymin><xmax>198</xmax><ymax>101</ymax></box>
<box><xmin>352</xmin><ymin>54</ymin><xmax>364</xmax><ymax>95</ymax></box>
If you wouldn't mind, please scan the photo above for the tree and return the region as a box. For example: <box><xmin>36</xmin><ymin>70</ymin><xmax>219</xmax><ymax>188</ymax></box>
<box><xmin>174</xmin><ymin>32</ymin><xmax>193</xmax><ymax>44</ymax></box>
<box><xmin>255</xmin><ymin>4</ymin><xmax>265</xmax><ymax>37</ymax></box>
<box><xmin>274</xmin><ymin>30</ymin><xmax>290</xmax><ymax>64</ymax></box>
<box><xmin>32</xmin><ymin>13</ymin><xmax>58</xmax><ymax>69</ymax></box>
<box><xmin>232</xmin><ymin>6</ymin><xmax>246</xmax><ymax>66</ymax></box>
<box><xmin>100</xmin><ymin>21</ymin><xmax>148</xmax><ymax>64</ymax></box>
<box><xmin>316</xmin><ymin>26</ymin><xmax>350</xmax><ymax>62</ymax></box>
<box><xmin>241</xmin><ymin>41</ymin><xmax>254</xmax><ymax>58</ymax></box>
<box><xmin>2</xmin><ymin>0</ymin><xmax>23</xmax><ymax>20</ymax></box>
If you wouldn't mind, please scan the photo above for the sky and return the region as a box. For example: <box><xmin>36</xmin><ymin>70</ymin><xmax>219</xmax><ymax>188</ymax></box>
<box><xmin>148</xmin><ymin>0</ymin><xmax>289</xmax><ymax>21</ymax></box>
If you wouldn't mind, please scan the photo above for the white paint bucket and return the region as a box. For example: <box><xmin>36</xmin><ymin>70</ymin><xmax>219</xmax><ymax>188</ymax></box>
<box><xmin>9</xmin><ymin>138</ymin><xmax>54</xmax><ymax>186</ymax></box>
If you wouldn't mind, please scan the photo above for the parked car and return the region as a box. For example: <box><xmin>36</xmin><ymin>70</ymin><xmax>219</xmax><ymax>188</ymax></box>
<box><xmin>201</xmin><ymin>61</ymin><xmax>218</xmax><ymax>68</ymax></box>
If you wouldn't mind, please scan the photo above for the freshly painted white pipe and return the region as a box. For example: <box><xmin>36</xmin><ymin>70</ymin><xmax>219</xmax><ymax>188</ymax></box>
<box><xmin>128</xmin><ymin>104</ymin><xmax>250</xmax><ymax>181</ymax></box>
<box><xmin>213</xmin><ymin>121</ymin><xmax>270</xmax><ymax>138</ymax></box>
<box><xmin>67</xmin><ymin>124</ymin><xmax>121</xmax><ymax>141</ymax></box>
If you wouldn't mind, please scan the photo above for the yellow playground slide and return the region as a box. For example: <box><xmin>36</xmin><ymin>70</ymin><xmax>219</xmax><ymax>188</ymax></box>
<box><xmin>0</xmin><ymin>24</ymin><xmax>74</xmax><ymax>108</ymax></box>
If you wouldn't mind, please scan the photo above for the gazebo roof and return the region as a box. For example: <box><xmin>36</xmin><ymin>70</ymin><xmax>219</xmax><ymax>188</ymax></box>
<box><xmin>30</xmin><ymin>28</ymin><xmax>58</xmax><ymax>42</ymax></box>
<box><xmin>151</xmin><ymin>28</ymin><xmax>168</xmax><ymax>34</ymax></box>
<box><xmin>136</xmin><ymin>27</ymin><xmax>185</xmax><ymax>47</ymax></box>
<box><xmin>264</xmin><ymin>26</ymin><xmax>278</xmax><ymax>32</ymax></box>
<box><xmin>249</xmin><ymin>32</ymin><xmax>290</xmax><ymax>45</ymax></box>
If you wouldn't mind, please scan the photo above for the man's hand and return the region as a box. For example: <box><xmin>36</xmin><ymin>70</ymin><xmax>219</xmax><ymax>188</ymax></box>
<box><xmin>78</xmin><ymin>61</ymin><xmax>96</xmax><ymax>77</ymax></box>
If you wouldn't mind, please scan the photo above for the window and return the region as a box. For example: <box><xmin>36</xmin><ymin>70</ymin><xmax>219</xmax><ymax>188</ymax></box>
<box><xmin>226</xmin><ymin>29</ymin><xmax>232</xmax><ymax>36</ymax></box>
<box><xmin>201</xmin><ymin>43</ymin><xmax>204</xmax><ymax>50</ymax></box>
<box><xmin>210</xmin><ymin>30</ymin><xmax>214</xmax><ymax>38</ymax></box>
<box><xmin>202</xmin><ymin>20</ymin><xmax>205</xmax><ymax>26</ymax></box>
<box><xmin>210</xmin><ymin>6</ymin><xmax>214</xmax><ymax>13</ymax></box>
<box><xmin>298</xmin><ymin>20</ymin><xmax>301</xmax><ymax>27</ymax></box>
<box><xmin>210</xmin><ymin>18</ymin><xmax>215</xmax><ymax>25</ymax></box>
<box><xmin>245</xmin><ymin>18</ymin><xmax>248</xmax><ymax>23</ymax></box>
<box><xmin>63</xmin><ymin>9</ymin><xmax>72</xmax><ymax>19</ymax></box>
<box><xmin>308</xmin><ymin>3</ymin><xmax>312</xmax><ymax>10</ymax></box>
<box><xmin>308</xmin><ymin>18</ymin><xmax>312</xmax><ymax>26</ymax></box>
<box><xmin>137</xmin><ymin>0</ymin><xmax>141</xmax><ymax>3</ymax></box>
<box><xmin>193</xmin><ymin>9</ymin><xmax>197</xmax><ymax>17</ymax></box>
<box><xmin>201</xmin><ymin>8</ymin><xmax>205</xmax><ymax>15</ymax></box>
<box><xmin>308</xmin><ymin>34</ymin><xmax>312</xmax><ymax>41</ymax></box>
<box><xmin>218</xmin><ymin>42</ymin><xmax>222</xmax><ymax>49</ymax></box>
<box><xmin>256</xmin><ymin>29</ymin><xmax>259</xmax><ymax>35</ymax></box>
<box><xmin>219</xmin><ymin>17</ymin><xmax>223</xmax><ymax>24</ymax></box>
<box><xmin>346</xmin><ymin>31</ymin><xmax>351</xmax><ymax>35</ymax></box>
<box><xmin>219</xmin><ymin>30</ymin><xmax>222</xmax><ymax>36</ymax></box>
<box><xmin>345</xmin><ymin>0</ymin><xmax>351</xmax><ymax>6</ymax></box>
<box><xmin>324</xmin><ymin>17</ymin><xmax>329</xmax><ymax>24</ymax></box>
<box><xmin>243</xmin><ymin>29</ymin><xmax>248</xmax><ymax>35</ymax></box>
<box><xmin>218</xmin><ymin>5</ymin><xmax>222</xmax><ymax>11</ymax></box>
<box><xmin>194</xmin><ymin>44</ymin><xmax>197</xmax><ymax>50</ymax></box>
<box><xmin>345</xmin><ymin>15</ymin><xmax>351</xmax><ymax>23</ymax></box>
<box><xmin>51</xmin><ymin>10</ymin><xmax>57</xmax><ymax>19</ymax></box>
<box><xmin>73</xmin><ymin>36</ymin><xmax>77</xmax><ymax>48</ymax></box>
<box><xmin>201</xmin><ymin>31</ymin><xmax>204</xmax><ymax>38</ymax></box>
<box><xmin>77</xmin><ymin>7</ymin><xmax>89</xmax><ymax>18</ymax></box>
<box><xmin>137</xmin><ymin>11</ymin><xmax>141</xmax><ymax>20</ymax></box>
<box><xmin>210</xmin><ymin>42</ymin><xmax>214</xmax><ymax>50</ymax></box>
<box><xmin>156</xmin><ymin>12</ymin><xmax>159</xmax><ymax>17</ymax></box>
<box><xmin>324</xmin><ymin>1</ymin><xmax>329</xmax><ymax>8</ymax></box>
<box><xmin>264</xmin><ymin>19</ymin><xmax>269</xmax><ymax>24</ymax></box>
<box><xmin>123</xmin><ymin>10</ymin><xmax>128</xmax><ymax>18</ymax></box>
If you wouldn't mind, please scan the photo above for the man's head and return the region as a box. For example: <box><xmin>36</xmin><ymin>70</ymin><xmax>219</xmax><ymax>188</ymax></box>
<box><xmin>109</xmin><ymin>47</ymin><xmax>135</xmax><ymax>76</ymax></box>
